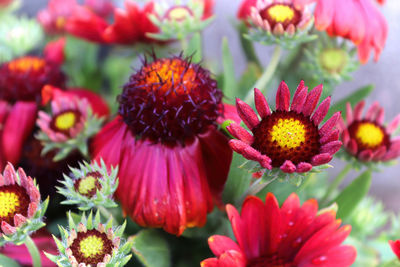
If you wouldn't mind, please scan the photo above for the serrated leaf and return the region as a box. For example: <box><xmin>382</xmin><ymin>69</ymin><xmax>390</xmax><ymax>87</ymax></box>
<box><xmin>131</xmin><ymin>229</ymin><xmax>171</xmax><ymax>267</ymax></box>
<box><xmin>0</xmin><ymin>254</ymin><xmax>21</xmax><ymax>267</ymax></box>
<box><xmin>332</xmin><ymin>170</ymin><xmax>372</xmax><ymax>219</ymax></box>
<box><xmin>222</xmin><ymin>37</ymin><xmax>237</xmax><ymax>100</ymax></box>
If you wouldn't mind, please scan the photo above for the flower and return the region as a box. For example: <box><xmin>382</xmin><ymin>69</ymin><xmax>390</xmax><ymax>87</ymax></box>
<box><xmin>0</xmin><ymin>163</ymin><xmax>49</xmax><ymax>246</ymax></box>
<box><xmin>36</xmin><ymin>94</ymin><xmax>104</xmax><ymax>161</ymax></box>
<box><xmin>0</xmin><ymin>56</ymin><xmax>65</xmax><ymax>170</ymax></box>
<box><xmin>85</xmin><ymin>0</ymin><xmax>114</xmax><ymax>18</ymax></box>
<box><xmin>390</xmin><ymin>240</ymin><xmax>400</xmax><ymax>260</ymax></box>
<box><xmin>228</xmin><ymin>81</ymin><xmax>341</xmax><ymax>175</ymax></box>
<box><xmin>46</xmin><ymin>211</ymin><xmax>133</xmax><ymax>267</ymax></box>
<box><xmin>339</xmin><ymin>101</ymin><xmax>400</xmax><ymax>162</ymax></box>
<box><xmin>237</xmin><ymin>0</ymin><xmax>259</xmax><ymax>20</ymax></box>
<box><xmin>310</xmin><ymin>0</ymin><xmax>388</xmax><ymax>64</ymax></box>
<box><xmin>92</xmin><ymin>55</ymin><xmax>235</xmax><ymax>235</ymax></box>
<box><xmin>57</xmin><ymin>159</ymin><xmax>118</xmax><ymax>211</ymax></box>
<box><xmin>37</xmin><ymin>0</ymin><xmax>78</xmax><ymax>34</ymax></box>
<box><xmin>201</xmin><ymin>193</ymin><xmax>357</xmax><ymax>267</ymax></box>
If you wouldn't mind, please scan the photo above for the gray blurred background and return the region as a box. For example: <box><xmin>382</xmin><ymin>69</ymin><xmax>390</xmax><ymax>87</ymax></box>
<box><xmin>23</xmin><ymin>0</ymin><xmax>400</xmax><ymax>210</ymax></box>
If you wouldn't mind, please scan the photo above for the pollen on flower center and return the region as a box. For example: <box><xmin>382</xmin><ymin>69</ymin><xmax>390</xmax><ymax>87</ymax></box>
<box><xmin>79</xmin><ymin>235</ymin><xmax>104</xmax><ymax>258</ymax></box>
<box><xmin>348</xmin><ymin>120</ymin><xmax>389</xmax><ymax>151</ymax></box>
<box><xmin>270</xmin><ymin>118</ymin><xmax>306</xmax><ymax>149</ymax></box>
<box><xmin>260</xmin><ymin>3</ymin><xmax>301</xmax><ymax>29</ymax></box>
<box><xmin>74</xmin><ymin>172</ymin><xmax>102</xmax><ymax>198</ymax></box>
<box><xmin>166</xmin><ymin>6</ymin><xmax>193</xmax><ymax>21</ymax></box>
<box><xmin>0</xmin><ymin>192</ymin><xmax>19</xmax><ymax>218</ymax></box>
<box><xmin>0</xmin><ymin>185</ymin><xmax>30</xmax><ymax>226</ymax></box>
<box><xmin>8</xmin><ymin>57</ymin><xmax>45</xmax><ymax>72</ymax></box>
<box><xmin>49</xmin><ymin>110</ymin><xmax>82</xmax><ymax>136</ymax></box>
<box><xmin>267</xmin><ymin>4</ymin><xmax>295</xmax><ymax>22</ymax></box>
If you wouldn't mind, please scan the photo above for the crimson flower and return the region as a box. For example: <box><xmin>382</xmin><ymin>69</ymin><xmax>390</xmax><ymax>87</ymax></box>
<box><xmin>390</xmin><ymin>240</ymin><xmax>400</xmax><ymax>260</ymax></box>
<box><xmin>228</xmin><ymin>81</ymin><xmax>341</xmax><ymax>174</ymax></box>
<box><xmin>92</xmin><ymin>55</ymin><xmax>236</xmax><ymax>235</ymax></box>
<box><xmin>339</xmin><ymin>101</ymin><xmax>400</xmax><ymax>162</ymax></box>
<box><xmin>202</xmin><ymin>193</ymin><xmax>357</xmax><ymax>267</ymax></box>
<box><xmin>237</xmin><ymin>0</ymin><xmax>259</xmax><ymax>20</ymax></box>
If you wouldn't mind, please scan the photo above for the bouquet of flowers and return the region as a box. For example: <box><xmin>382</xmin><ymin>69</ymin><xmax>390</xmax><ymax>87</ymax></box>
<box><xmin>0</xmin><ymin>0</ymin><xmax>398</xmax><ymax>266</ymax></box>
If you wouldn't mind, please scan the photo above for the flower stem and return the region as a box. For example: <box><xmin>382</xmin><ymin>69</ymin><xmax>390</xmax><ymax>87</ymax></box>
<box><xmin>244</xmin><ymin>45</ymin><xmax>282</xmax><ymax>104</ymax></box>
<box><xmin>321</xmin><ymin>163</ymin><xmax>353</xmax><ymax>205</ymax></box>
<box><xmin>98</xmin><ymin>206</ymin><xmax>114</xmax><ymax>220</ymax></box>
<box><xmin>180</xmin><ymin>37</ymin><xmax>189</xmax><ymax>53</ymax></box>
<box><xmin>236</xmin><ymin>176</ymin><xmax>277</xmax><ymax>206</ymax></box>
<box><xmin>25</xmin><ymin>235</ymin><xmax>42</xmax><ymax>267</ymax></box>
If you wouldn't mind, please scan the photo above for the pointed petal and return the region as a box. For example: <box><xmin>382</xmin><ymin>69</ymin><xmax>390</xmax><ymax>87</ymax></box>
<box><xmin>291</xmin><ymin>81</ymin><xmax>308</xmax><ymax>113</ymax></box>
<box><xmin>302</xmin><ymin>84</ymin><xmax>323</xmax><ymax>116</ymax></box>
<box><xmin>347</xmin><ymin>139</ymin><xmax>358</xmax><ymax>155</ymax></box>
<box><xmin>365</xmin><ymin>102</ymin><xmax>380</xmax><ymax>120</ymax></box>
<box><xmin>320</xmin><ymin>141</ymin><xmax>342</xmax><ymax>155</ymax></box>
<box><xmin>311</xmin><ymin>153</ymin><xmax>332</xmax><ymax>165</ymax></box>
<box><xmin>13</xmin><ymin>214</ymin><xmax>27</xmax><ymax>228</ymax></box>
<box><xmin>208</xmin><ymin>235</ymin><xmax>241</xmax><ymax>257</ymax></box>
<box><xmin>320</xmin><ymin>129</ymin><xmax>340</xmax><ymax>145</ymax></box>
<box><xmin>1</xmin><ymin>221</ymin><xmax>16</xmax><ymax>235</ymax></box>
<box><xmin>280</xmin><ymin>160</ymin><xmax>296</xmax><ymax>173</ymax></box>
<box><xmin>387</xmin><ymin>114</ymin><xmax>400</xmax><ymax>134</ymax></box>
<box><xmin>375</xmin><ymin>108</ymin><xmax>385</xmax><ymax>124</ymax></box>
<box><xmin>3</xmin><ymin>163</ymin><xmax>17</xmax><ymax>185</ymax></box>
<box><xmin>359</xmin><ymin>149</ymin><xmax>373</xmax><ymax>161</ymax></box>
<box><xmin>236</xmin><ymin>99</ymin><xmax>259</xmax><ymax>130</ymax></box>
<box><xmin>319</xmin><ymin>112</ymin><xmax>341</xmax><ymax>137</ymax></box>
<box><xmin>346</xmin><ymin>102</ymin><xmax>353</xmax><ymax>124</ymax></box>
<box><xmin>296</xmin><ymin>162</ymin><xmax>313</xmax><ymax>173</ymax></box>
<box><xmin>254</xmin><ymin>88</ymin><xmax>271</xmax><ymax>118</ymax></box>
<box><xmin>227</xmin><ymin>123</ymin><xmax>253</xmax><ymax>144</ymax></box>
<box><xmin>372</xmin><ymin>146</ymin><xmax>387</xmax><ymax>160</ymax></box>
<box><xmin>353</xmin><ymin>101</ymin><xmax>365</xmax><ymax>120</ymax></box>
<box><xmin>276</xmin><ymin>81</ymin><xmax>291</xmax><ymax>111</ymax></box>
<box><xmin>312</xmin><ymin>96</ymin><xmax>331</xmax><ymax>125</ymax></box>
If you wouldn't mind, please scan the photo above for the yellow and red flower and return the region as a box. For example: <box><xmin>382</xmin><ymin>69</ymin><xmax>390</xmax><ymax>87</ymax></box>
<box><xmin>339</xmin><ymin>101</ymin><xmax>400</xmax><ymax>162</ymax></box>
<box><xmin>201</xmin><ymin>193</ymin><xmax>357</xmax><ymax>267</ymax></box>
<box><xmin>92</xmin><ymin>55</ymin><xmax>237</xmax><ymax>235</ymax></box>
<box><xmin>228</xmin><ymin>81</ymin><xmax>341</xmax><ymax>174</ymax></box>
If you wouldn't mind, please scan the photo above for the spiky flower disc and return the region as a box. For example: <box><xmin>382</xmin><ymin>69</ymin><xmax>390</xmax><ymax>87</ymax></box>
<box><xmin>228</xmin><ymin>81</ymin><xmax>341</xmax><ymax>179</ymax></box>
<box><xmin>118</xmin><ymin>55</ymin><xmax>222</xmax><ymax>145</ymax></box>
<box><xmin>57</xmin><ymin>159</ymin><xmax>118</xmax><ymax>211</ymax></box>
<box><xmin>36</xmin><ymin>96</ymin><xmax>104</xmax><ymax>161</ymax></box>
<box><xmin>46</xmin><ymin>211</ymin><xmax>132</xmax><ymax>267</ymax></box>
<box><xmin>0</xmin><ymin>163</ymin><xmax>48</xmax><ymax>246</ymax></box>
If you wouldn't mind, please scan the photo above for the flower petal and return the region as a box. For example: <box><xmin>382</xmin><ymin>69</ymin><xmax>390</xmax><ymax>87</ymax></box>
<box><xmin>312</xmin><ymin>96</ymin><xmax>331</xmax><ymax>125</ymax></box>
<box><xmin>280</xmin><ymin>160</ymin><xmax>296</xmax><ymax>173</ymax></box>
<box><xmin>311</xmin><ymin>153</ymin><xmax>332</xmax><ymax>166</ymax></box>
<box><xmin>291</xmin><ymin>81</ymin><xmax>308</xmax><ymax>113</ymax></box>
<box><xmin>276</xmin><ymin>81</ymin><xmax>291</xmax><ymax>111</ymax></box>
<box><xmin>302</xmin><ymin>84</ymin><xmax>323</xmax><ymax>116</ymax></box>
<box><xmin>236</xmin><ymin>99</ymin><xmax>259</xmax><ymax>130</ymax></box>
<box><xmin>254</xmin><ymin>88</ymin><xmax>271</xmax><ymax>118</ymax></box>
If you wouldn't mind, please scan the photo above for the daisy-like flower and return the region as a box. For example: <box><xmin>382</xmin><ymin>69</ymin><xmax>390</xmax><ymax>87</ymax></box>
<box><xmin>339</xmin><ymin>101</ymin><xmax>400</xmax><ymax>163</ymax></box>
<box><xmin>228</xmin><ymin>81</ymin><xmax>341</xmax><ymax>176</ymax></box>
<box><xmin>0</xmin><ymin>55</ymin><xmax>65</xmax><ymax>170</ymax></box>
<box><xmin>36</xmin><ymin>94</ymin><xmax>103</xmax><ymax>161</ymax></box>
<box><xmin>46</xmin><ymin>211</ymin><xmax>132</xmax><ymax>267</ymax></box>
<box><xmin>92</xmin><ymin>54</ymin><xmax>236</xmax><ymax>235</ymax></box>
<box><xmin>57</xmin><ymin>159</ymin><xmax>118</xmax><ymax>211</ymax></box>
<box><xmin>202</xmin><ymin>193</ymin><xmax>356</xmax><ymax>267</ymax></box>
<box><xmin>0</xmin><ymin>163</ymin><xmax>49</xmax><ymax>246</ymax></box>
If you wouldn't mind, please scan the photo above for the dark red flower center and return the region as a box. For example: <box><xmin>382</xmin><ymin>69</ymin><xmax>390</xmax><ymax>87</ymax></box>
<box><xmin>73</xmin><ymin>172</ymin><xmax>102</xmax><ymax>198</ymax></box>
<box><xmin>118</xmin><ymin>56</ymin><xmax>223</xmax><ymax>145</ymax></box>
<box><xmin>259</xmin><ymin>3</ymin><xmax>301</xmax><ymax>30</ymax></box>
<box><xmin>69</xmin><ymin>229</ymin><xmax>113</xmax><ymax>265</ymax></box>
<box><xmin>251</xmin><ymin>110</ymin><xmax>321</xmax><ymax>167</ymax></box>
<box><xmin>247</xmin><ymin>253</ymin><xmax>294</xmax><ymax>267</ymax></box>
<box><xmin>348</xmin><ymin>119</ymin><xmax>389</xmax><ymax>152</ymax></box>
<box><xmin>49</xmin><ymin>109</ymin><xmax>82</xmax><ymax>136</ymax></box>
<box><xmin>0</xmin><ymin>184</ymin><xmax>30</xmax><ymax>228</ymax></box>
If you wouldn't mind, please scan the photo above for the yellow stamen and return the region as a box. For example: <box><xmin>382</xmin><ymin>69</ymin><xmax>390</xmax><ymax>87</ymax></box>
<box><xmin>168</xmin><ymin>6</ymin><xmax>192</xmax><ymax>21</ymax></box>
<box><xmin>267</xmin><ymin>4</ymin><xmax>295</xmax><ymax>23</ymax></box>
<box><xmin>8</xmin><ymin>57</ymin><xmax>45</xmax><ymax>72</ymax></box>
<box><xmin>0</xmin><ymin>192</ymin><xmax>19</xmax><ymax>217</ymax></box>
<box><xmin>270</xmin><ymin>118</ymin><xmax>306</xmax><ymax>149</ymax></box>
<box><xmin>56</xmin><ymin>17</ymin><xmax>66</xmax><ymax>30</ymax></box>
<box><xmin>79</xmin><ymin>235</ymin><xmax>104</xmax><ymax>258</ymax></box>
<box><xmin>54</xmin><ymin>112</ymin><xmax>77</xmax><ymax>131</ymax></box>
<box><xmin>356</xmin><ymin>123</ymin><xmax>384</xmax><ymax>147</ymax></box>
<box><xmin>78</xmin><ymin>176</ymin><xmax>97</xmax><ymax>195</ymax></box>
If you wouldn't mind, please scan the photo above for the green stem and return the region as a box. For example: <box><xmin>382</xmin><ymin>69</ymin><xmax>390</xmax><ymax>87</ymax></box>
<box><xmin>321</xmin><ymin>163</ymin><xmax>352</xmax><ymax>204</ymax></box>
<box><xmin>236</xmin><ymin>176</ymin><xmax>277</xmax><ymax>206</ymax></box>
<box><xmin>244</xmin><ymin>45</ymin><xmax>282</xmax><ymax>104</ymax></box>
<box><xmin>98</xmin><ymin>206</ymin><xmax>114</xmax><ymax>220</ymax></box>
<box><xmin>25</xmin><ymin>235</ymin><xmax>42</xmax><ymax>267</ymax></box>
<box><xmin>238</xmin><ymin>23</ymin><xmax>261</xmax><ymax>67</ymax></box>
<box><xmin>180</xmin><ymin>37</ymin><xmax>189</xmax><ymax>53</ymax></box>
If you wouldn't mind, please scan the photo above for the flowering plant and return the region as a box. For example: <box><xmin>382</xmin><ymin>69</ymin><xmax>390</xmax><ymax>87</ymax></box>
<box><xmin>0</xmin><ymin>0</ymin><xmax>398</xmax><ymax>266</ymax></box>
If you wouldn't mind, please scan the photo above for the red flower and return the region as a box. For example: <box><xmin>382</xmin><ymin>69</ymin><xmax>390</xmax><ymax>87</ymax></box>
<box><xmin>92</xmin><ymin>55</ymin><xmax>235</xmax><ymax>235</ymax></box>
<box><xmin>84</xmin><ymin>0</ymin><xmax>114</xmax><ymax>17</ymax></box>
<box><xmin>44</xmin><ymin>37</ymin><xmax>66</xmax><ymax>65</ymax></box>
<box><xmin>196</xmin><ymin>0</ymin><xmax>215</xmax><ymax>19</ymax></box>
<box><xmin>201</xmin><ymin>193</ymin><xmax>356</xmax><ymax>267</ymax></box>
<box><xmin>311</xmin><ymin>0</ymin><xmax>388</xmax><ymax>64</ymax></box>
<box><xmin>339</xmin><ymin>101</ymin><xmax>400</xmax><ymax>162</ymax></box>
<box><xmin>0</xmin><ymin>56</ymin><xmax>65</xmax><ymax>170</ymax></box>
<box><xmin>37</xmin><ymin>0</ymin><xmax>77</xmax><ymax>34</ymax></box>
<box><xmin>228</xmin><ymin>81</ymin><xmax>341</xmax><ymax>173</ymax></box>
<box><xmin>237</xmin><ymin>0</ymin><xmax>258</xmax><ymax>20</ymax></box>
<box><xmin>389</xmin><ymin>240</ymin><xmax>400</xmax><ymax>260</ymax></box>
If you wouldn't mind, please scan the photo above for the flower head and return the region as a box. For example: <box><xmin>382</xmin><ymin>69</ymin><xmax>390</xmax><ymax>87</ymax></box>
<box><xmin>228</xmin><ymin>81</ymin><xmax>341</xmax><ymax>176</ymax></box>
<box><xmin>57</xmin><ymin>159</ymin><xmax>118</xmax><ymax>211</ymax></box>
<box><xmin>37</xmin><ymin>0</ymin><xmax>78</xmax><ymax>34</ymax></box>
<box><xmin>46</xmin><ymin>211</ymin><xmax>132</xmax><ymax>267</ymax></box>
<box><xmin>339</xmin><ymin>101</ymin><xmax>400</xmax><ymax>163</ymax></box>
<box><xmin>201</xmin><ymin>193</ymin><xmax>356</xmax><ymax>267</ymax></box>
<box><xmin>0</xmin><ymin>163</ymin><xmax>48</xmax><ymax>246</ymax></box>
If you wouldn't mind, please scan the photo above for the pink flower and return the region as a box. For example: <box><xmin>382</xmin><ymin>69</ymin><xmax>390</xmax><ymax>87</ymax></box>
<box><xmin>37</xmin><ymin>0</ymin><xmax>77</xmax><ymax>34</ymax></box>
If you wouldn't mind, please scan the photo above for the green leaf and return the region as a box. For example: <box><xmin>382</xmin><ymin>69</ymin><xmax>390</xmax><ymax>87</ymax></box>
<box><xmin>326</xmin><ymin>84</ymin><xmax>374</xmax><ymax>119</ymax></box>
<box><xmin>222</xmin><ymin>37</ymin><xmax>237</xmax><ymax>99</ymax></box>
<box><xmin>186</xmin><ymin>32</ymin><xmax>202</xmax><ymax>63</ymax></box>
<box><xmin>332</xmin><ymin>170</ymin><xmax>372</xmax><ymax>219</ymax></box>
<box><xmin>0</xmin><ymin>254</ymin><xmax>21</xmax><ymax>267</ymax></box>
<box><xmin>237</xmin><ymin>22</ymin><xmax>261</xmax><ymax>67</ymax></box>
<box><xmin>131</xmin><ymin>229</ymin><xmax>171</xmax><ymax>267</ymax></box>
<box><xmin>237</xmin><ymin>62</ymin><xmax>262</xmax><ymax>99</ymax></box>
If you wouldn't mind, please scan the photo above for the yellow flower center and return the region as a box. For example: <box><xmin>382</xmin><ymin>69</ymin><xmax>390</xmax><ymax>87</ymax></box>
<box><xmin>0</xmin><ymin>191</ymin><xmax>19</xmax><ymax>218</ymax></box>
<box><xmin>8</xmin><ymin>57</ymin><xmax>45</xmax><ymax>72</ymax></box>
<box><xmin>56</xmin><ymin>16</ymin><xmax>66</xmax><ymax>30</ymax></box>
<box><xmin>78</xmin><ymin>176</ymin><xmax>97</xmax><ymax>195</ymax></box>
<box><xmin>167</xmin><ymin>6</ymin><xmax>192</xmax><ymax>21</ymax></box>
<box><xmin>79</xmin><ymin>235</ymin><xmax>104</xmax><ymax>258</ymax></box>
<box><xmin>267</xmin><ymin>4</ymin><xmax>295</xmax><ymax>23</ymax></box>
<box><xmin>319</xmin><ymin>48</ymin><xmax>348</xmax><ymax>74</ymax></box>
<box><xmin>54</xmin><ymin>111</ymin><xmax>77</xmax><ymax>131</ymax></box>
<box><xmin>356</xmin><ymin>122</ymin><xmax>384</xmax><ymax>147</ymax></box>
<box><xmin>270</xmin><ymin>118</ymin><xmax>306</xmax><ymax>149</ymax></box>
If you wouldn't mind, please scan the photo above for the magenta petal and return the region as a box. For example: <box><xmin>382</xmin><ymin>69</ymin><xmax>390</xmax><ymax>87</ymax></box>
<box><xmin>312</xmin><ymin>96</ymin><xmax>331</xmax><ymax>125</ymax></box>
<box><xmin>320</xmin><ymin>141</ymin><xmax>342</xmax><ymax>155</ymax></box>
<box><xmin>319</xmin><ymin>112</ymin><xmax>341</xmax><ymax>136</ymax></box>
<box><xmin>387</xmin><ymin>114</ymin><xmax>400</xmax><ymax>134</ymax></box>
<box><xmin>296</xmin><ymin>162</ymin><xmax>312</xmax><ymax>173</ymax></box>
<box><xmin>311</xmin><ymin>153</ymin><xmax>332</xmax><ymax>165</ymax></box>
<box><xmin>254</xmin><ymin>88</ymin><xmax>271</xmax><ymax>118</ymax></box>
<box><xmin>372</xmin><ymin>146</ymin><xmax>387</xmax><ymax>160</ymax></box>
<box><xmin>276</xmin><ymin>81</ymin><xmax>290</xmax><ymax>111</ymax></box>
<box><xmin>375</xmin><ymin>108</ymin><xmax>385</xmax><ymax>124</ymax></box>
<box><xmin>236</xmin><ymin>99</ymin><xmax>259</xmax><ymax>130</ymax></box>
<box><xmin>341</xmin><ymin>129</ymin><xmax>350</xmax><ymax>145</ymax></box>
<box><xmin>227</xmin><ymin>123</ymin><xmax>253</xmax><ymax>144</ymax></box>
<box><xmin>346</xmin><ymin>102</ymin><xmax>353</xmax><ymax>124</ymax></box>
<box><xmin>359</xmin><ymin>150</ymin><xmax>373</xmax><ymax>161</ymax></box>
<box><xmin>217</xmin><ymin>103</ymin><xmax>241</xmax><ymax>125</ymax></box>
<box><xmin>353</xmin><ymin>101</ymin><xmax>365</xmax><ymax>120</ymax></box>
<box><xmin>1</xmin><ymin>221</ymin><xmax>16</xmax><ymax>235</ymax></box>
<box><xmin>365</xmin><ymin>101</ymin><xmax>380</xmax><ymax>120</ymax></box>
<box><xmin>302</xmin><ymin>84</ymin><xmax>323</xmax><ymax>116</ymax></box>
<box><xmin>291</xmin><ymin>81</ymin><xmax>308</xmax><ymax>113</ymax></box>
<box><xmin>259</xmin><ymin>155</ymin><xmax>272</xmax><ymax>170</ymax></box>
<box><xmin>230</xmin><ymin>140</ymin><xmax>262</xmax><ymax>161</ymax></box>
<box><xmin>280</xmin><ymin>160</ymin><xmax>296</xmax><ymax>173</ymax></box>
<box><xmin>347</xmin><ymin>139</ymin><xmax>358</xmax><ymax>155</ymax></box>
<box><xmin>321</xmin><ymin>129</ymin><xmax>340</xmax><ymax>145</ymax></box>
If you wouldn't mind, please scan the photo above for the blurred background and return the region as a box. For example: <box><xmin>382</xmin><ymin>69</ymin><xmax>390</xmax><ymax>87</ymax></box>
<box><xmin>21</xmin><ymin>0</ymin><xmax>400</xmax><ymax>210</ymax></box>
